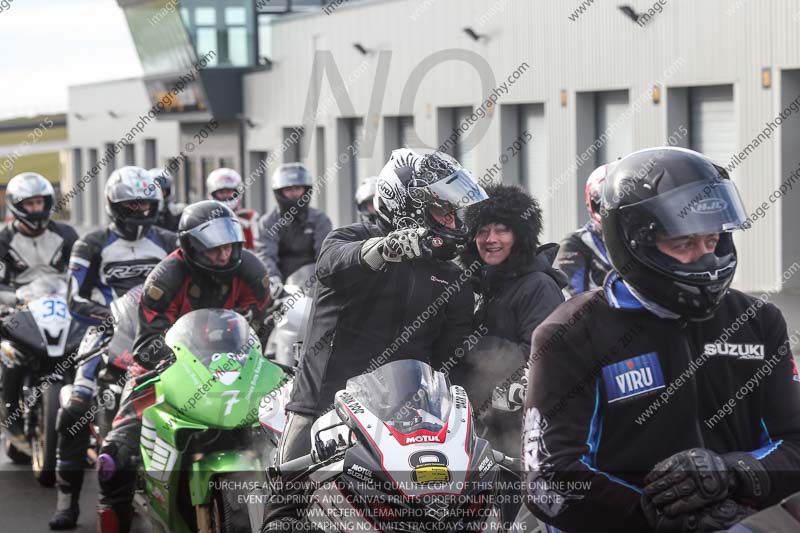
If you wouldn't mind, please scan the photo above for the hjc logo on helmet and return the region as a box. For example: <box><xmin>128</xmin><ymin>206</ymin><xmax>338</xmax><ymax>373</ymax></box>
<box><xmin>691</xmin><ymin>198</ymin><xmax>728</xmax><ymax>215</ymax></box>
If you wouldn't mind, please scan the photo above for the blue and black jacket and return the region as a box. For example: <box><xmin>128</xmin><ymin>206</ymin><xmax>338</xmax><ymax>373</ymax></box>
<box><xmin>67</xmin><ymin>226</ymin><xmax>177</xmax><ymax>325</ymax></box>
<box><xmin>522</xmin><ymin>272</ymin><xmax>800</xmax><ymax>532</ymax></box>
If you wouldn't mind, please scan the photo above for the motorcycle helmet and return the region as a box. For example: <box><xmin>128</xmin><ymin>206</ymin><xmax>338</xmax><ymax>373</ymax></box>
<box><xmin>355</xmin><ymin>176</ymin><xmax>379</xmax><ymax>224</ymax></box>
<box><xmin>6</xmin><ymin>172</ymin><xmax>54</xmax><ymax>232</ymax></box>
<box><xmin>374</xmin><ymin>149</ymin><xmax>488</xmax><ymax>260</ymax></box>
<box><xmin>178</xmin><ymin>200</ymin><xmax>245</xmax><ymax>280</ymax></box>
<box><xmin>206</xmin><ymin>168</ymin><xmax>243</xmax><ymax>211</ymax></box>
<box><xmin>602</xmin><ymin>147</ymin><xmax>748</xmax><ymax>320</ymax></box>
<box><xmin>271</xmin><ymin>163</ymin><xmax>313</xmax><ymax>213</ymax></box>
<box><xmin>585</xmin><ymin>162</ymin><xmax>614</xmax><ymax>232</ymax></box>
<box><xmin>105</xmin><ymin>166</ymin><xmax>162</xmax><ymax>240</ymax></box>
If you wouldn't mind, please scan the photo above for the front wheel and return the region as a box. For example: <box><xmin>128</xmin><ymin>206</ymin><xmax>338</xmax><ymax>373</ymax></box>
<box><xmin>204</xmin><ymin>472</ymin><xmax>253</xmax><ymax>533</ymax></box>
<box><xmin>31</xmin><ymin>382</ymin><xmax>61</xmax><ymax>486</ymax></box>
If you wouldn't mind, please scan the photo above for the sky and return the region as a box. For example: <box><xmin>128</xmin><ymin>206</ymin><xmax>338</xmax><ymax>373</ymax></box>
<box><xmin>0</xmin><ymin>0</ymin><xmax>143</xmax><ymax>120</ymax></box>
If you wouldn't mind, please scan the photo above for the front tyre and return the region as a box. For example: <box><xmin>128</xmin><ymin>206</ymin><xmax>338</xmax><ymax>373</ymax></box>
<box><xmin>32</xmin><ymin>382</ymin><xmax>61</xmax><ymax>486</ymax></box>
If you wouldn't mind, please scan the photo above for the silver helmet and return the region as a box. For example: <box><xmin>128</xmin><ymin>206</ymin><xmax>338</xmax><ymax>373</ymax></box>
<box><xmin>105</xmin><ymin>166</ymin><xmax>162</xmax><ymax>240</ymax></box>
<box><xmin>6</xmin><ymin>172</ymin><xmax>54</xmax><ymax>231</ymax></box>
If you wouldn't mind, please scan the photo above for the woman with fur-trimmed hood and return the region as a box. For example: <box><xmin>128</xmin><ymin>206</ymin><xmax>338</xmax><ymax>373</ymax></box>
<box><xmin>453</xmin><ymin>184</ymin><xmax>567</xmax><ymax>456</ymax></box>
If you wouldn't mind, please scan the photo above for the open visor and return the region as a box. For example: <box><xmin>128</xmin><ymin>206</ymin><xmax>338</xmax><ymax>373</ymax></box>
<box><xmin>417</xmin><ymin>169</ymin><xmax>488</xmax><ymax>210</ymax></box>
<box><xmin>184</xmin><ymin>216</ymin><xmax>245</xmax><ymax>251</ymax></box>
<box><xmin>621</xmin><ymin>180</ymin><xmax>748</xmax><ymax>239</ymax></box>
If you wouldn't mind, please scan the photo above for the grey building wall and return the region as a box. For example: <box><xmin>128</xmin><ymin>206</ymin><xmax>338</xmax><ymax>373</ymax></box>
<box><xmin>67</xmin><ymin>78</ymin><xmax>181</xmax><ymax>229</ymax></box>
<box><xmin>241</xmin><ymin>0</ymin><xmax>800</xmax><ymax>292</ymax></box>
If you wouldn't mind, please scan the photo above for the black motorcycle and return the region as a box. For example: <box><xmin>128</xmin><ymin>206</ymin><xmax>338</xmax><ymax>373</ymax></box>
<box><xmin>0</xmin><ymin>275</ymin><xmax>86</xmax><ymax>485</ymax></box>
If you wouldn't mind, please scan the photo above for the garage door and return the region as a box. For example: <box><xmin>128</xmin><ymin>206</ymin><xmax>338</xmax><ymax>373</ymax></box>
<box><xmin>520</xmin><ymin>103</ymin><xmax>546</xmax><ymax>199</ymax></box>
<box><xmin>453</xmin><ymin>107</ymin><xmax>477</xmax><ymax>175</ymax></box>
<box><xmin>690</xmin><ymin>85</ymin><xmax>735</xmax><ymax>165</ymax></box>
<box><xmin>399</xmin><ymin>116</ymin><xmax>415</xmax><ymax>149</ymax></box>
<box><xmin>596</xmin><ymin>90</ymin><xmax>632</xmax><ymax>164</ymax></box>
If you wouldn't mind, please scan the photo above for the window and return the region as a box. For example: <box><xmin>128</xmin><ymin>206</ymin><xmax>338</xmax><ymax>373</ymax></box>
<box><xmin>384</xmin><ymin>116</ymin><xmax>415</xmax><ymax>159</ymax></box>
<box><xmin>282</xmin><ymin>127</ymin><xmax>305</xmax><ymax>163</ymax></box>
<box><xmin>124</xmin><ymin>144</ymin><xmax>135</xmax><ymax>166</ymax></box>
<box><xmin>248</xmin><ymin>151</ymin><xmax>269</xmax><ymax>214</ymax></box>
<box><xmin>145</xmin><ymin>139</ymin><xmax>157</xmax><ymax>169</ymax></box>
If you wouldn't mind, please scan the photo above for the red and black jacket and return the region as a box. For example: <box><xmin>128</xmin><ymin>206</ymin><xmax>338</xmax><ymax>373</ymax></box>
<box><xmin>133</xmin><ymin>248</ymin><xmax>271</xmax><ymax>369</ymax></box>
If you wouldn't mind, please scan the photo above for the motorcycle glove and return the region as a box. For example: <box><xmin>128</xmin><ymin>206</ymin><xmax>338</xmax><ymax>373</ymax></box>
<box><xmin>641</xmin><ymin>496</ymin><xmax>755</xmax><ymax>532</ymax></box>
<box><xmin>361</xmin><ymin>227</ymin><xmax>426</xmax><ymax>271</ymax></box>
<box><xmin>644</xmin><ymin>448</ymin><xmax>771</xmax><ymax>516</ymax></box>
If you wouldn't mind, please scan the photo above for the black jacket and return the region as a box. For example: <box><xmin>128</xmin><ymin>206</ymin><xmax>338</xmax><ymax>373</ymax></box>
<box><xmin>454</xmin><ymin>243</ymin><xmax>567</xmax><ymax>456</ymax></box>
<box><xmin>255</xmin><ymin>206</ymin><xmax>332</xmax><ymax>281</ymax></box>
<box><xmin>522</xmin><ymin>273</ymin><xmax>800</xmax><ymax>533</ymax></box>
<box><xmin>287</xmin><ymin>222</ymin><xmax>474</xmax><ymax>416</ymax></box>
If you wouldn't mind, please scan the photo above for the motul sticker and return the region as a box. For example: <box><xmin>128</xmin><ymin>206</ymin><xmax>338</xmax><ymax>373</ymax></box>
<box><xmin>602</xmin><ymin>352</ymin><xmax>665</xmax><ymax>403</ymax></box>
<box><xmin>404</xmin><ymin>434</ymin><xmax>445</xmax><ymax>444</ymax></box>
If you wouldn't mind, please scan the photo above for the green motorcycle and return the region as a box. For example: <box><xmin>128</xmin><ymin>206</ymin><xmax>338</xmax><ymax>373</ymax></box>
<box><xmin>137</xmin><ymin>308</ymin><xmax>286</xmax><ymax>533</ymax></box>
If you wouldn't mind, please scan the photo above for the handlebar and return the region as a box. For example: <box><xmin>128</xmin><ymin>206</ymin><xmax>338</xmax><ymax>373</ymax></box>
<box><xmin>276</xmin><ymin>453</ymin><xmax>316</xmax><ymax>476</ymax></box>
<box><xmin>492</xmin><ymin>449</ymin><xmax>522</xmax><ymax>471</ymax></box>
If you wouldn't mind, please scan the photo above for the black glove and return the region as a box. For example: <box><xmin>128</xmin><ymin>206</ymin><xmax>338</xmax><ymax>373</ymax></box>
<box><xmin>644</xmin><ymin>448</ymin><xmax>771</xmax><ymax>516</ymax></box>
<box><xmin>641</xmin><ymin>495</ymin><xmax>754</xmax><ymax>532</ymax></box>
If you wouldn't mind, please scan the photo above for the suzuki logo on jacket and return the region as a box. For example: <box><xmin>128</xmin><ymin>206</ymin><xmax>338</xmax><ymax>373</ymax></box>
<box><xmin>602</xmin><ymin>352</ymin><xmax>665</xmax><ymax>403</ymax></box>
<box><xmin>703</xmin><ymin>343</ymin><xmax>765</xmax><ymax>360</ymax></box>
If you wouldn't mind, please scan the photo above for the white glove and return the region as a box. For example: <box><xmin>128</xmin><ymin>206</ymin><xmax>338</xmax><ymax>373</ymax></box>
<box><xmin>361</xmin><ymin>227</ymin><xmax>426</xmax><ymax>271</ymax></box>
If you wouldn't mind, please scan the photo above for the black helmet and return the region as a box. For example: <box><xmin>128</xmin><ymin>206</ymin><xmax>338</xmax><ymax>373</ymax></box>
<box><xmin>271</xmin><ymin>163</ymin><xmax>313</xmax><ymax>212</ymax></box>
<box><xmin>602</xmin><ymin>147</ymin><xmax>748</xmax><ymax>320</ymax></box>
<box><xmin>178</xmin><ymin>200</ymin><xmax>245</xmax><ymax>279</ymax></box>
<box><xmin>105</xmin><ymin>166</ymin><xmax>162</xmax><ymax>240</ymax></box>
<box><xmin>375</xmin><ymin>149</ymin><xmax>488</xmax><ymax>260</ymax></box>
<box><xmin>6</xmin><ymin>172</ymin><xmax>54</xmax><ymax>231</ymax></box>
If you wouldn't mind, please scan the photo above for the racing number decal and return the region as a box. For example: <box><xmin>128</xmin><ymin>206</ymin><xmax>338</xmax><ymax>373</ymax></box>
<box><xmin>221</xmin><ymin>390</ymin><xmax>240</xmax><ymax>416</ymax></box>
<box><xmin>42</xmin><ymin>298</ymin><xmax>67</xmax><ymax>319</ymax></box>
<box><xmin>409</xmin><ymin>450</ymin><xmax>451</xmax><ymax>484</ymax></box>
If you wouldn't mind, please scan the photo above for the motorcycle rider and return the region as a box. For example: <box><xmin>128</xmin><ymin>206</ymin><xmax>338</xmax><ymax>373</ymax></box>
<box><xmin>149</xmin><ymin>167</ymin><xmax>182</xmax><ymax>232</ymax></box>
<box><xmin>522</xmin><ymin>147</ymin><xmax>800</xmax><ymax>532</ymax></box>
<box><xmin>355</xmin><ymin>176</ymin><xmax>379</xmax><ymax>224</ymax></box>
<box><xmin>261</xmin><ymin>149</ymin><xmax>484</xmax><ymax>530</ymax></box>
<box><xmin>49</xmin><ymin>166</ymin><xmax>177</xmax><ymax>530</ymax></box>
<box><xmin>556</xmin><ymin>163</ymin><xmax>613</xmax><ymax>296</ymax></box>
<box><xmin>0</xmin><ymin>172</ymin><xmax>78</xmax><ymax>453</ymax></box>
<box><xmin>206</xmin><ymin>167</ymin><xmax>259</xmax><ymax>250</ymax></box>
<box><xmin>254</xmin><ymin>163</ymin><xmax>332</xmax><ymax>294</ymax></box>
<box><xmin>95</xmin><ymin>200</ymin><xmax>271</xmax><ymax>533</ymax></box>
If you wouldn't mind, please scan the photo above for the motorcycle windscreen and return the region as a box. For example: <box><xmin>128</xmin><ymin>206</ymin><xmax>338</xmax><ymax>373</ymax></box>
<box><xmin>15</xmin><ymin>274</ymin><xmax>67</xmax><ymax>302</ymax></box>
<box><xmin>161</xmin><ymin>308</ymin><xmax>285</xmax><ymax>428</ymax></box>
<box><xmin>346</xmin><ymin>359</ymin><xmax>452</xmax><ymax>434</ymax></box>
